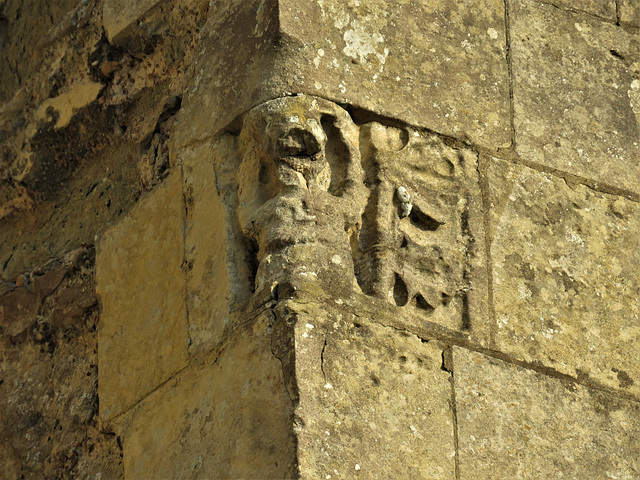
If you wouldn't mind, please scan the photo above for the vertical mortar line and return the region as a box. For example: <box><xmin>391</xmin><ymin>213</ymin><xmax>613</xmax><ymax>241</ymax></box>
<box><xmin>503</xmin><ymin>0</ymin><xmax>517</xmax><ymax>149</ymax></box>
<box><xmin>179</xmin><ymin>163</ymin><xmax>192</xmax><ymax>355</ymax></box>
<box><xmin>478</xmin><ymin>153</ymin><xmax>497</xmax><ymax>349</ymax></box>
<box><xmin>615</xmin><ymin>0</ymin><xmax>621</xmax><ymax>24</ymax></box>
<box><xmin>445</xmin><ymin>347</ymin><xmax>461</xmax><ymax>480</ymax></box>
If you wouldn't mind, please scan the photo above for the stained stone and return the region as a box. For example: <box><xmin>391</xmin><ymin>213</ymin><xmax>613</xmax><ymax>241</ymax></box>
<box><xmin>489</xmin><ymin>158</ymin><xmax>640</xmax><ymax>396</ymax></box>
<box><xmin>96</xmin><ymin>171</ymin><xmax>188</xmax><ymax>422</ymax></box>
<box><xmin>292</xmin><ymin>303</ymin><xmax>456</xmax><ymax>479</ymax></box>
<box><xmin>118</xmin><ymin>312</ymin><xmax>296</xmax><ymax>479</ymax></box>
<box><xmin>454</xmin><ymin>347</ymin><xmax>640</xmax><ymax>480</ymax></box>
<box><xmin>620</xmin><ymin>1</ymin><xmax>640</xmax><ymax>27</ymax></box>
<box><xmin>176</xmin><ymin>0</ymin><xmax>510</xmax><ymax>150</ymax></box>
<box><xmin>511</xmin><ymin>0</ymin><xmax>640</xmax><ymax>195</ymax></box>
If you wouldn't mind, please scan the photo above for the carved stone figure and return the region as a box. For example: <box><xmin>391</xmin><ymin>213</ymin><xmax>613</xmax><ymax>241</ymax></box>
<box><xmin>354</xmin><ymin>122</ymin><xmax>483</xmax><ymax>329</ymax></box>
<box><xmin>237</xmin><ymin>95</ymin><xmax>368</xmax><ymax>294</ymax></box>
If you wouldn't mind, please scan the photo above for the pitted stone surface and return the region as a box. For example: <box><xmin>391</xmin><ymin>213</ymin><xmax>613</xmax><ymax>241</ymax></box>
<box><xmin>620</xmin><ymin>1</ymin><xmax>640</xmax><ymax>27</ymax></box>
<box><xmin>489</xmin><ymin>158</ymin><xmax>640</xmax><ymax>396</ymax></box>
<box><xmin>96</xmin><ymin>172</ymin><xmax>188</xmax><ymax>422</ymax></box>
<box><xmin>454</xmin><ymin>347</ymin><xmax>640</xmax><ymax>480</ymax></box>
<box><xmin>511</xmin><ymin>0</ymin><xmax>640</xmax><ymax>195</ymax></box>
<box><xmin>293</xmin><ymin>305</ymin><xmax>456</xmax><ymax>479</ymax></box>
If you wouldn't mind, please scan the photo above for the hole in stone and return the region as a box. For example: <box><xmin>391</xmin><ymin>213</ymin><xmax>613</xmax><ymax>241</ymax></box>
<box><xmin>442</xmin><ymin>292</ymin><xmax>452</xmax><ymax>306</ymax></box>
<box><xmin>609</xmin><ymin>49</ymin><xmax>625</xmax><ymax>60</ymax></box>
<box><xmin>408</xmin><ymin>206</ymin><xmax>444</xmax><ymax>231</ymax></box>
<box><xmin>415</xmin><ymin>294</ymin><xmax>434</xmax><ymax>312</ymax></box>
<box><xmin>400</xmin><ymin>236</ymin><xmax>408</xmax><ymax>248</ymax></box>
<box><xmin>393</xmin><ymin>273</ymin><xmax>409</xmax><ymax>307</ymax></box>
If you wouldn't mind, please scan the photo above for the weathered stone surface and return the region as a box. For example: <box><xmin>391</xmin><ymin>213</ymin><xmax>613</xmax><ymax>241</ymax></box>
<box><xmin>0</xmin><ymin>0</ymin><xmax>81</xmax><ymax>102</ymax></box>
<box><xmin>291</xmin><ymin>303</ymin><xmax>456</xmax><ymax>479</ymax></box>
<box><xmin>620</xmin><ymin>0</ymin><xmax>640</xmax><ymax>27</ymax></box>
<box><xmin>0</xmin><ymin>248</ymin><xmax>123</xmax><ymax>480</ymax></box>
<box><xmin>539</xmin><ymin>0</ymin><xmax>616</xmax><ymax>20</ymax></box>
<box><xmin>355</xmin><ymin>122</ymin><xmax>488</xmax><ymax>341</ymax></box>
<box><xmin>97</xmin><ymin>171</ymin><xmax>188</xmax><ymax>422</ymax></box>
<box><xmin>454</xmin><ymin>347</ymin><xmax>640</xmax><ymax>479</ymax></box>
<box><xmin>511</xmin><ymin>0</ymin><xmax>640</xmax><ymax>194</ymax></box>
<box><xmin>182</xmin><ymin>142</ymin><xmax>232</xmax><ymax>356</ymax></box>
<box><xmin>279</xmin><ymin>0</ymin><xmax>511</xmax><ymax>149</ymax></box>
<box><xmin>212</xmin><ymin>96</ymin><xmax>489</xmax><ymax>344</ymax></box>
<box><xmin>489</xmin><ymin>158</ymin><xmax>640</xmax><ymax>396</ymax></box>
<box><xmin>103</xmin><ymin>0</ymin><xmax>164</xmax><ymax>43</ymax></box>
<box><xmin>177</xmin><ymin>0</ymin><xmax>510</xmax><ymax>149</ymax></box>
<box><xmin>118</xmin><ymin>312</ymin><xmax>296</xmax><ymax>479</ymax></box>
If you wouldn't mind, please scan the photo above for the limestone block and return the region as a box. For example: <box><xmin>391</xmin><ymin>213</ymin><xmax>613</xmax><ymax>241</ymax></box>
<box><xmin>119</xmin><ymin>313</ymin><xmax>296</xmax><ymax>479</ymax></box>
<box><xmin>177</xmin><ymin>0</ymin><xmax>510</xmax><ymax>150</ymax></box>
<box><xmin>292</xmin><ymin>304</ymin><xmax>456</xmax><ymax>479</ymax></box>
<box><xmin>97</xmin><ymin>171</ymin><xmax>188</xmax><ymax>422</ymax></box>
<box><xmin>511</xmin><ymin>0</ymin><xmax>640</xmax><ymax>195</ymax></box>
<box><xmin>103</xmin><ymin>0</ymin><xmax>164</xmax><ymax>42</ymax></box>
<box><xmin>489</xmin><ymin>158</ymin><xmax>640</xmax><ymax>396</ymax></box>
<box><xmin>620</xmin><ymin>1</ymin><xmax>640</xmax><ymax>27</ymax></box>
<box><xmin>182</xmin><ymin>142</ymin><xmax>232</xmax><ymax>357</ymax></box>
<box><xmin>541</xmin><ymin>0</ymin><xmax>616</xmax><ymax>20</ymax></box>
<box><xmin>453</xmin><ymin>347</ymin><xmax>640</xmax><ymax>480</ymax></box>
<box><xmin>279</xmin><ymin>0</ymin><xmax>511</xmax><ymax>149</ymax></box>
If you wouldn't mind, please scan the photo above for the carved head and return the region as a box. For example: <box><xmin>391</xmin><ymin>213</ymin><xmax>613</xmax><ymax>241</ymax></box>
<box><xmin>237</xmin><ymin>95</ymin><xmax>365</xmax><ymax>227</ymax></box>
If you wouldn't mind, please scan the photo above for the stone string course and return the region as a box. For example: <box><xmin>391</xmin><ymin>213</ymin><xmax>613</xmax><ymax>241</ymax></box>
<box><xmin>0</xmin><ymin>0</ymin><xmax>638</xmax><ymax>478</ymax></box>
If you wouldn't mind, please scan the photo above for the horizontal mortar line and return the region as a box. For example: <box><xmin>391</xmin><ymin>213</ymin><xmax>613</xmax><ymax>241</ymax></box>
<box><xmin>372</xmin><ymin>315</ymin><xmax>640</xmax><ymax>405</ymax></box>
<box><xmin>482</xmin><ymin>147</ymin><xmax>640</xmax><ymax>203</ymax></box>
<box><xmin>535</xmin><ymin>0</ymin><xmax>621</xmax><ymax>26</ymax></box>
<box><xmin>337</xmin><ymin>301</ymin><xmax>640</xmax><ymax>404</ymax></box>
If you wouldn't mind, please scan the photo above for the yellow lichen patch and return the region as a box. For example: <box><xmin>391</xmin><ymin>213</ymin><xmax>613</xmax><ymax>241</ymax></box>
<box><xmin>34</xmin><ymin>80</ymin><xmax>103</xmax><ymax>129</ymax></box>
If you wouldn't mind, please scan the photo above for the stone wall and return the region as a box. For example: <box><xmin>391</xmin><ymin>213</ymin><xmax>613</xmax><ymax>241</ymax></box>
<box><xmin>0</xmin><ymin>0</ymin><xmax>639</xmax><ymax>479</ymax></box>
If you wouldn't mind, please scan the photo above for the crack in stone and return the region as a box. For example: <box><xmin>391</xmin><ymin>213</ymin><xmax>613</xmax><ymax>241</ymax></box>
<box><xmin>320</xmin><ymin>338</ymin><xmax>327</xmax><ymax>381</ymax></box>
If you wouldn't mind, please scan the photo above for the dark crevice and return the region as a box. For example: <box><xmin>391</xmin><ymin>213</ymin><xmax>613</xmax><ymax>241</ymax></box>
<box><xmin>407</xmin><ymin>206</ymin><xmax>444</xmax><ymax>231</ymax></box>
<box><xmin>393</xmin><ymin>273</ymin><xmax>409</xmax><ymax>307</ymax></box>
<box><xmin>461</xmin><ymin>294</ymin><xmax>470</xmax><ymax>330</ymax></box>
<box><xmin>320</xmin><ymin>338</ymin><xmax>327</xmax><ymax>380</ymax></box>
<box><xmin>415</xmin><ymin>294</ymin><xmax>435</xmax><ymax>313</ymax></box>
<box><xmin>503</xmin><ymin>0</ymin><xmax>517</xmax><ymax>151</ymax></box>
<box><xmin>609</xmin><ymin>49</ymin><xmax>625</xmax><ymax>60</ymax></box>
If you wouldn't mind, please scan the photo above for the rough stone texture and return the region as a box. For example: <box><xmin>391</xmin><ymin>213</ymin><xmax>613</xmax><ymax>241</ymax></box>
<box><xmin>454</xmin><ymin>347</ymin><xmax>640</xmax><ymax>480</ymax></box>
<box><xmin>181</xmin><ymin>142</ymin><xmax>232</xmax><ymax>357</ymax></box>
<box><xmin>0</xmin><ymin>0</ymin><xmax>81</xmax><ymax>103</ymax></box>
<box><xmin>177</xmin><ymin>0</ymin><xmax>510</xmax><ymax>150</ymax></box>
<box><xmin>620</xmin><ymin>0</ymin><xmax>640</xmax><ymax>27</ymax></box>
<box><xmin>212</xmin><ymin>95</ymin><xmax>489</xmax><ymax>346</ymax></box>
<box><xmin>0</xmin><ymin>0</ymin><xmax>206</xmax><ymax>279</ymax></box>
<box><xmin>0</xmin><ymin>248</ymin><xmax>123</xmax><ymax>479</ymax></box>
<box><xmin>511</xmin><ymin>0</ymin><xmax>640</xmax><ymax>195</ymax></box>
<box><xmin>97</xmin><ymin>171</ymin><xmax>189</xmax><ymax>422</ymax></box>
<box><xmin>489</xmin><ymin>158</ymin><xmax>640</xmax><ymax>396</ymax></box>
<box><xmin>117</xmin><ymin>311</ymin><xmax>296</xmax><ymax>479</ymax></box>
<box><xmin>2</xmin><ymin>0</ymin><xmax>640</xmax><ymax>477</ymax></box>
<box><xmin>538</xmin><ymin>0</ymin><xmax>617</xmax><ymax>20</ymax></box>
<box><xmin>103</xmin><ymin>0</ymin><xmax>164</xmax><ymax>42</ymax></box>
<box><xmin>290</xmin><ymin>302</ymin><xmax>456</xmax><ymax>479</ymax></box>
<box><xmin>355</xmin><ymin>122</ymin><xmax>488</xmax><ymax>342</ymax></box>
